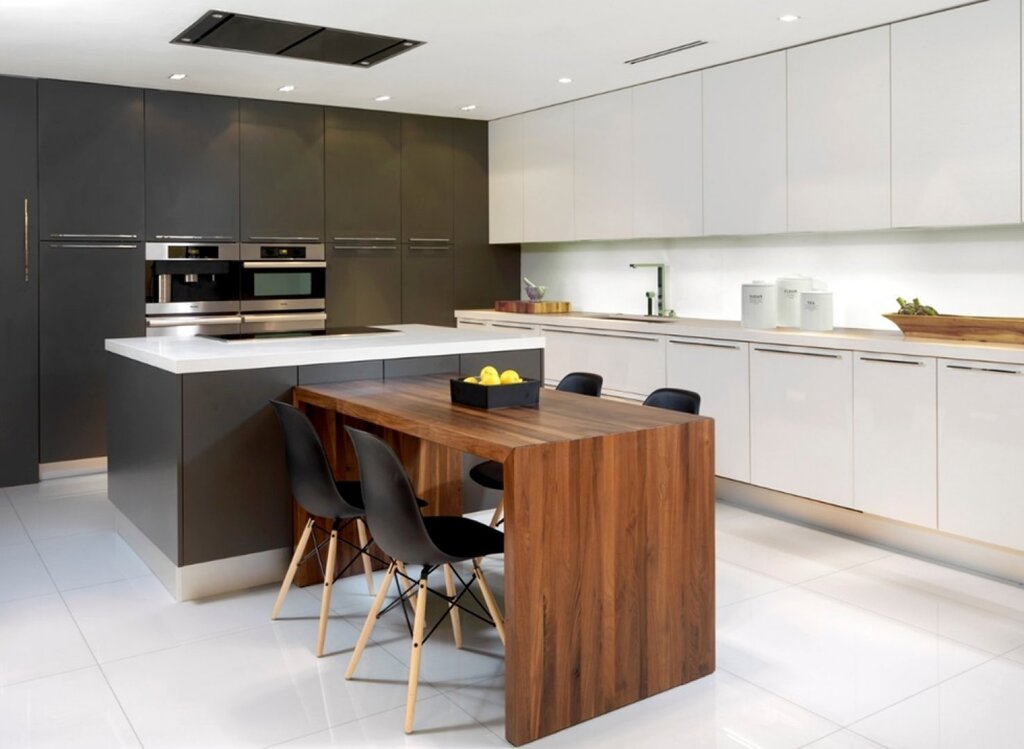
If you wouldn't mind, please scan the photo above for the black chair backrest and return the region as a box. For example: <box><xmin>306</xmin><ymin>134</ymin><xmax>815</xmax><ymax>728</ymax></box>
<box><xmin>345</xmin><ymin>426</ymin><xmax>442</xmax><ymax>565</ymax></box>
<box><xmin>270</xmin><ymin>401</ymin><xmax>363</xmax><ymax>520</ymax></box>
<box><xmin>556</xmin><ymin>371</ymin><xmax>603</xmax><ymax>397</ymax></box>
<box><xmin>643</xmin><ymin>387</ymin><xmax>701</xmax><ymax>414</ymax></box>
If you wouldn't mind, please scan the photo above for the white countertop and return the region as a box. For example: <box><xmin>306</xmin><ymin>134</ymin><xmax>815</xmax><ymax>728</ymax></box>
<box><xmin>455</xmin><ymin>309</ymin><xmax>1024</xmax><ymax>365</ymax></box>
<box><xmin>106</xmin><ymin>324</ymin><xmax>546</xmax><ymax>374</ymax></box>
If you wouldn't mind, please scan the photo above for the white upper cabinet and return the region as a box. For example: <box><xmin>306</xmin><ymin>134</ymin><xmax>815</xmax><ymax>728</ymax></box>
<box><xmin>574</xmin><ymin>90</ymin><xmax>633</xmax><ymax>240</ymax></box>
<box><xmin>488</xmin><ymin>115</ymin><xmax>524</xmax><ymax>244</ymax></box>
<box><xmin>703</xmin><ymin>53</ymin><xmax>787</xmax><ymax>236</ymax></box>
<box><xmin>522</xmin><ymin>103</ymin><xmax>574</xmax><ymax>243</ymax></box>
<box><xmin>788</xmin><ymin>28</ymin><xmax>891</xmax><ymax>232</ymax></box>
<box><xmin>891</xmin><ymin>0</ymin><xmax>1021</xmax><ymax>228</ymax></box>
<box><xmin>632</xmin><ymin>74</ymin><xmax>702</xmax><ymax>239</ymax></box>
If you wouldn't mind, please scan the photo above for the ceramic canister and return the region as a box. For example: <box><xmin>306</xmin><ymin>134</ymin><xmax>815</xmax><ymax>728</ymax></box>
<box><xmin>776</xmin><ymin>276</ymin><xmax>814</xmax><ymax>327</ymax></box>
<box><xmin>800</xmin><ymin>289</ymin><xmax>834</xmax><ymax>332</ymax></box>
<box><xmin>741</xmin><ymin>281</ymin><xmax>778</xmax><ymax>329</ymax></box>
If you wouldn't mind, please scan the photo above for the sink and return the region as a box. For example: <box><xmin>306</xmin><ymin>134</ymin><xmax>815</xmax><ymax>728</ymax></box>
<box><xmin>589</xmin><ymin>313</ymin><xmax>680</xmax><ymax>324</ymax></box>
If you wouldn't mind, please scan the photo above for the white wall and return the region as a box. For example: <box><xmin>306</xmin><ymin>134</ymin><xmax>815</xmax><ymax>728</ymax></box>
<box><xmin>521</xmin><ymin>226</ymin><xmax>1024</xmax><ymax>330</ymax></box>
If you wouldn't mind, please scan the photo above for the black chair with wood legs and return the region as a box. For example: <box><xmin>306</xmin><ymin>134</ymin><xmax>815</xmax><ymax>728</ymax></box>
<box><xmin>344</xmin><ymin>426</ymin><xmax>507</xmax><ymax>735</ymax></box>
<box><xmin>642</xmin><ymin>387</ymin><xmax>701</xmax><ymax>415</ymax></box>
<box><xmin>469</xmin><ymin>371</ymin><xmax>604</xmax><ymax>527</ymax></box>
<box><xmin>269</xmin><ymin>400</ymin><xmax>383</xmax><ymax>657</ymax></box>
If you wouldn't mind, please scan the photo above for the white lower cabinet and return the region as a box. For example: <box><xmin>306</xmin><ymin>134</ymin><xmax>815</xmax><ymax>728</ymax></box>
<box><xmin>539</xmin><ymin>326</ymin><xmax>665</xmax><ymax>399</ymax></box>
<box><xmin>750</xmin><ymin>344</ymin><xmax>854</xmax><ymax>507</ymax></box>
<box><xmin>666</xmin><ymin>337</ymin><xmax>750</xmax><ymax>482</ymax></box>
<box><xmin>938</xmin><ymin>359</ymin><xmax>1024</xmax><ymax>550</ymax></box>
<box><xmin>853</xmin><ymin>353</ymin><xmax>937</xmax><ymax>527</ymax></box>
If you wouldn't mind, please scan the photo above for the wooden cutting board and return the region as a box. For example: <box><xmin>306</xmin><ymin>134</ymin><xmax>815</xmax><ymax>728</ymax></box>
<box><xmin>494</xmin><ymin>300</ymin><xmax>571</xmax><ymax>314</ymax></box>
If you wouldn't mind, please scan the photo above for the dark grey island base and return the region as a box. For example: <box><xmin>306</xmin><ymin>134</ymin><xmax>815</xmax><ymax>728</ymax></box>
<box><xmin>106</xmin><ymin>327</ymin><xmax>543</xmax><ymax>599</ymax></box>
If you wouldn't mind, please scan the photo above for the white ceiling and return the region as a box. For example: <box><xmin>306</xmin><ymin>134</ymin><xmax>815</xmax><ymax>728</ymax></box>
<box><xmin>0</xmin><ymin>0</ymin><xmax>980</xmax><ymax>120</ymax></box>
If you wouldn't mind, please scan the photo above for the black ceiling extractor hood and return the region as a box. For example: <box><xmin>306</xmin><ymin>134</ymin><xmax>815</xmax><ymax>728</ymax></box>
<box><xmin>172</xmin><ymin>10</ymin><xmax>424</xmax><ymax>68</ymax></box>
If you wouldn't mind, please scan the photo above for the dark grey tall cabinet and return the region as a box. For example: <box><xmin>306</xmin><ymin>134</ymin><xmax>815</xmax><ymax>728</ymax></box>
<box><xmin>325</xmin><ymin>107</ymin><xmax>402</xmax><ymax>326</ymax></box>
<box><xmin>0</xmin><ymin>76</ymin><xmax>38</xmax><ymax>486</ymax></box>
<box><xmin>240</xmin><ymin>100</ymin><xmax>324</xmax><ymax>242</ymax></box>
<box><xmin>145</xmin><ymin>90</ymin><xmax>240</xmax><ymax>241</ymax></box>
<box><xmin>401</xmin><ymin>115</ymin><xmax>455</xmax><ymax>326</ymax></box>
<box><xmin>38</xmin><ymin>79</ymin><xmax>146</xmax><ymax>463</ymax></box>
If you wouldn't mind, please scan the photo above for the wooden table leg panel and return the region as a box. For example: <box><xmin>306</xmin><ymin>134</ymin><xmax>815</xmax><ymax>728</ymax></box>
<box><xmin>503</xmin><ymin>422</ymin><xmax>715</xmax><ymax>745</ymax></box>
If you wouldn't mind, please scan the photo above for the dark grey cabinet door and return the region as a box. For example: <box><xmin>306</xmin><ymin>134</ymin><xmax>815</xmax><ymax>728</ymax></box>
<box><xmin>240</xmin><ymin>99</ymin><xmax>324</xmax><ymax>241</ymax></box>
<box><xmin>401</xmin><ymin>243</ymin><xmax>454</xmax><ymax>327</ymax></box>
<box><xmin>38</xmin><ymin>80</ymin><xmax>144</xmax><ymax>240</ymax></box>
<box><xmin>452</xmin><ymin>119</ymin><xmax>520</xmax><ymax>308</ymax></box>
<box><xmin>327</xmin><ymin>245</ymin><xmax>402</xmax><ymax>326</ymax></box>
<box><xmin>401</xmin><ymin>115</ymin><xmax>453</xmax><ymax>243</ymax></box>
<box><xmin>325</xmin><ymin>107</ymin><xmax>401</xmax><ymax>241</ymax></box>
<box><xmin>0</xmin><ymin>76</ymin><xmax>38</xmax><ymax>486</ymax></box>
<box><xmin>145</xmin><ymin>90</ymin><xmax>239</xmax><ymax>241</ymax></box>
<box><xmin>40</xmin><ymin>242</ymin><xmax>144</xmax><ymax>462</ymax></box>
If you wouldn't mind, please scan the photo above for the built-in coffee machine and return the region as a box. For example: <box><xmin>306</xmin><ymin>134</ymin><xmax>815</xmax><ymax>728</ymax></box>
<box><xmin>145</xmin><ymin>242</ymin><xmax>242</xmax><ymax>337</ymax></box>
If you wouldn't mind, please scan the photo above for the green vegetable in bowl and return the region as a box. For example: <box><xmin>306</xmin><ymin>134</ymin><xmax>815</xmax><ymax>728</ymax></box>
<box><xmin>896</xmin><ymin>297</ymin><xmax>938</xmax><ymax>316</ymax></box>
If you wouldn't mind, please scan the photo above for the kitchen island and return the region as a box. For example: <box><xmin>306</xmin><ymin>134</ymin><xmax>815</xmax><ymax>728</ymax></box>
<box><xmin>105</xmin><ymin>324</ymin><xmax>544</xmax><ymax>600</ymax></box>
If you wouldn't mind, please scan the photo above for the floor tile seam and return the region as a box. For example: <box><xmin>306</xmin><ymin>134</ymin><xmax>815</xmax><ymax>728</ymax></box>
<box><xmin>51</xmin><ymin>569</ymin><xmax>154</xmax><ymax>595</ymax></box>
<box><xmin>435</xmin><ymin>689</ymin><xmax>508</xmax><ymax>742</ymax></box>
<box><xmin>792</xmin><ymin>580</ymin><xmax>1024</xmax><ymax>659</ymax></box>
<box><xmin>0</xmin><ymin>661</ymin><xmax>99</xmax><ymax>690</ymax></box>
<box><xmin>17</xmin><ymin>526</ymin><xmax>122</xmax><ymax>545</ymax></box>
<box><xmin>835</xmin><ymin>649</ymin><xmax>1004</xmax><ymax>734</ymax></box>
<box><xmin>8</xmin><ymin>490</ymin><xmax>113</xmax><ymax>507</ymax></box>
<box><xmin>715</xmin><ymin>665</ymin><xmax>845</xmax><ymax>734</ymax></box>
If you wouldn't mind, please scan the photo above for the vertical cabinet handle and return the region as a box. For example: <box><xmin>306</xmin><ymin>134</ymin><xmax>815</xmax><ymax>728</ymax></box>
<box><xmin>23</xmin><ymin>198</ymin><xmax>29</xmax><ymax>282</ymax></box>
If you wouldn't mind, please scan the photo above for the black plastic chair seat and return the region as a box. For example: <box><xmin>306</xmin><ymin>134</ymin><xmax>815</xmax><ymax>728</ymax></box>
<box><xmin>422</xmin><ymin>516</ymin><xmax>505</xmax><ymax>561</ymax></box>
<box><xmin>468</xmin><ymin>460</ymin><xmax>504</xmax><ymax>491</ymax></box>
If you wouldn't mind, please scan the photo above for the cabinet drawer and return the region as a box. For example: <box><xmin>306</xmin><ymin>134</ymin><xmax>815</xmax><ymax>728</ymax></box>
<box><xmin>540</xmin><ymin>326</ymin><xmax>665</xmax><ymax>399</ymax></box>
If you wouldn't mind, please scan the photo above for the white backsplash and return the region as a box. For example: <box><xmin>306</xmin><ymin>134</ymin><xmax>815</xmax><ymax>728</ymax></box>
<box><xmin>521</xmin><ymin>225</ymin><xmax>1024</xmax><ymax>330</ymax></box>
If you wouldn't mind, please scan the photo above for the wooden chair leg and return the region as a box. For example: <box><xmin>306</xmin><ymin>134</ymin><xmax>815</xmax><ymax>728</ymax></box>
<box><xmin>355</xmin><ymin>517</ymin><xmax>375</xmax><ymax>595</ymax></box>
<box><xmin>315</xmin><ymin>529</ymin><xmax>339</xmax><ymax>657</ymax></box>
<box><xmin>396</xmin><ymin>561</ymin><xmax>415</xmax><ymax>594</ymax></box>
<box><xmin>488</xmin><ymin>497</ymin><xmax>505</xmax><ymax>528</ymax></box>
<box><xmin>473</xmin><ymin>561</ymin><xmax>506</xmax><ymax>646</ymax></box>
<box><xmin>443</xmin><ymin>564</ymin><xmax>463</xmax><ymax>649</ymax></box>
<box><xmin>346</xmin><ymin>562</ymin><xmax>397</xmax><ymax>679</ymax></box>
<box><xmin>404</xmin><ymin>575</ymin><xmax>430</xmax><ymax>734</ymax></box>
<box><xmin>272</xmin><ymin>517</ymin><xmax>314</xmax><ymax>620</ymax></box>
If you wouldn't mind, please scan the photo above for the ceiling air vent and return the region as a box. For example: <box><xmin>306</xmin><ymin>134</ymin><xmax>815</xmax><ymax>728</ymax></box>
<box><xmin>624</xmin><ymin>40</ymin><xmax>707</xmax><ymax>65</ymax></box>
<box><xmin>172</xmin><ymin>10</ymin><xmax>424</xmax><ymax>68</ymax></box>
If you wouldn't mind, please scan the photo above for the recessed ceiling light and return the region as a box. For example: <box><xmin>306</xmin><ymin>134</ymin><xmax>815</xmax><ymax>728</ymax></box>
<box><xmin>557</xmin><ymin>77</ymin><xmax>573</xmax><ymax>84</ymax></box>
<box><xmin>374</xmin><ymin>95</ymin><xmax>391</xmax><ymax>102</ymax></box>
<box><xmin>168</xmin><ymin>73</ymin><xmax>187</xmax><ymax>81</ymax></box>
<box><xmin>460</xmin><ymin>104</ymin><xmax>477</xmax><ymax>111</ymax></box>
<box><xmin>278</xmin><ymin>84</ymin><xmax>295</xmax><ymax>92</ymax></box>
<box><xmin>779</xmin><ymin>14</ymin><xmax>801</xmax><ymax>22</ymax></box>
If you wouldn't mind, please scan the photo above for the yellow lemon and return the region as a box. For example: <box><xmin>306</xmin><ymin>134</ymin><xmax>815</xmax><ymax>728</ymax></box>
<box><xmin>499</xmin><ymin>369</ymin><xmax>522</xmax><ymax>384</ymax></box>
<box><xmin>463</xmin><ymin>376</ymin><xmax>478</xmax><ymax>384</ymax></box>
<box><xmin>480</xmin><ymin>373</ymin><xmax>501</xmax><ymax>386</ymax></box>
<box><xmin>479</xmin><ymin>365</ymin><xmax>499</xmax><ymax>380</ymax></box>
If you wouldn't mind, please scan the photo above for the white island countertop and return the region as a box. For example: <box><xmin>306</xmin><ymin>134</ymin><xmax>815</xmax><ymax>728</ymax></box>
<box><xmin>106</xmin><ymin>324</ymin><xmax>546</xmax><ymax>375</ymax></box>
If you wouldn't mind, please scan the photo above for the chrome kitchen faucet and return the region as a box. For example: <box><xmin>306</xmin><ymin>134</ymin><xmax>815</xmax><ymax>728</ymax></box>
<box><xmin>629</xmin><ymin>263</ymin><xmax>673</xmax><ymax>317</ymax></box>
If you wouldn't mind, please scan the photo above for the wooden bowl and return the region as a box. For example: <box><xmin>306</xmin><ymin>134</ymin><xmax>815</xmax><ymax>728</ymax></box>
<box><xmin>883</xmin><ymin>313</ymin><xmax>1024</xmax><ymax>345</ymax></box>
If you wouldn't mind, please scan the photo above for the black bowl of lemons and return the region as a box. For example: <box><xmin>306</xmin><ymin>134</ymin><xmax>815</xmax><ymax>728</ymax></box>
<box><xmin>450</xmin><ymin>365</ymin><xmax>541</xmax><ymax>409</ymax></box>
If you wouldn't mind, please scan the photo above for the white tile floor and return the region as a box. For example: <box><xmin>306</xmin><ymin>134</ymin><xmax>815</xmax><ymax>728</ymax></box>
<box><xmin>2</xmin><ymin>477</ymin><xmax>1024</xmax><ymax>748</ymax></box>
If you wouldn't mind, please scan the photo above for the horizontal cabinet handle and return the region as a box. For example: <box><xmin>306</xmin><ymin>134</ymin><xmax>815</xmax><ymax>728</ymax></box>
<box><xmin>332</xmin><ymin>236</ymin><xmax>396</xmax><ymax>242</ymax></box>
<box><xmin>859</xmin><ymin>356</ymin><xmax>924</xmax><ymax>366</ymax></box>
<box><xmin>460</xmin><ymin>321</ymin><xmax>487</xmax><ymax>326</ymax></box>
<box><xmin>669</xmin><ymin>339</ymin><xmax>740</xmax><ymax>350</ymax></box>
<box><xmin>243</xmin><ymin>261</ymin><xmax>327</xmax><ymax>269</ymax></box>
<box><xmin>332</xmin><ymin>245</ymin><xmax>397</xmax><ymax>251</ymax></box>
<box><xmin>492</xmin><ymin>323</ymin><xmax>532</xmax><ymax>330</ymax></box>
<box><xmin>50</xmin><ymin>243</ymin><xmax>137</xmax><ymax>249</ymax></box>
<box><xmin>247</xmin><ymin>236</ymin><xmax>321</xmax><ymax>242</ymax></box>
<box><xmin>409</xmin><ymin>237</ymin><xmax>451</xmax><ymax>243</ymax></box>
<box><xmin>541</xmin><ymin>327</ymin><xmax>658</xmax><ymax>342</ymax></box>
<box><xmin>946</xmin><ymin>364</ymin><xmax>1022</xmax><ymax>375</ymax></box>
<box><xmin>242</xmin><ymin>312</ymin><xmax>327</xmax><ymax>323</ymax></box>
<box><xmin>147</xmin><ymin>316</ymin><xmax>242</xmax><ymax>327</ymax></box>
<box><xmin>50</xmin><ymin>233</ymin><xmax>139</xmax><ymax>239</ymax></box>
<box><xmin>754</xmin><ymin>347</ymin><xmax>842</xmax><ymax>359</ymax></box>
<box><xmin>155</xmin><ymin>235</ymin><xmax>234</xmax><ymax>240</ymax></box>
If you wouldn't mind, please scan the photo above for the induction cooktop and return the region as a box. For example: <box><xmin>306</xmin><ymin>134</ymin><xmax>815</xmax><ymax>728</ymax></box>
<box><xmin>202</xmin><ymin>326</ymin><xmax>402</xmax><ymax>342</ymax></box>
